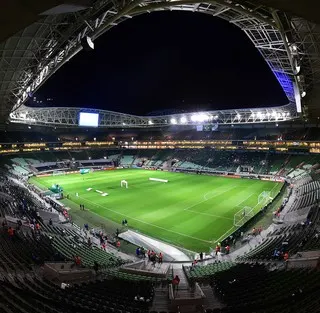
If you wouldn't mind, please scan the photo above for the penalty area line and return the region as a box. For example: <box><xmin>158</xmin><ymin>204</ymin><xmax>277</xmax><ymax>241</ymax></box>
<box><xmin>214</xmin><ymin>226</ymin><xmax>236</xmax><ymax>244</ymax></box>
<box><xmin>184</xmin><ymin>185</ymin><xmax>237</xmax><ymax>212</ymax></box>
<box><xmin>185</xmin><ymin>209</ymin><xmax>233</xmax><ymax>221</ymax></box>
<box><xmin>76</xmin><ymin>195</ymin><xmax>212</xmax><ymax>244</ymax></box>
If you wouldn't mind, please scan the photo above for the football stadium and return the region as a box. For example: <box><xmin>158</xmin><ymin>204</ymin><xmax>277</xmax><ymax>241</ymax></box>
<box><xmin>0</xmin><ymin>1</ymin><xmax>320</xmax><ymax>313</ymax></box>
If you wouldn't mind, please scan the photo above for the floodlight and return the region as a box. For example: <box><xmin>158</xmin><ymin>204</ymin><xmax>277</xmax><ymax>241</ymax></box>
<box><xmin>198</xmin><ymin>113</ymin><xmax>208</xmax><ymax>122</ymax></box>
<box><xmin>122</xmin><ymin>122</ymin><xmax>126</xmax><ymax>125</ymax></box>
<box><xmin>180</xmin><ymin>116</ymin><xmax>187</xmax><ymax>124</ymax></box>
<box><xmin>170</xmin><ymin>118</ymin><xmax>177</xmax><ymax>125</ymax></box>
<box><xmin>191</xmin><ymin>115</ymin><xmax>197</xmax><ymax>122</ymax></box>
<box><xmin>148</xmin><ymin>120</ymin><xmax>153</xmax><ymax>125</ymax></box>
<box><xmin>301</xmin><ymin>91</ymin><xmax>306</xmax><ymax>98</ymax></box>
<box><xmin>236</xmin><ymin>114</ymin><xmax>241</xmax><ymax>119</ymax></box>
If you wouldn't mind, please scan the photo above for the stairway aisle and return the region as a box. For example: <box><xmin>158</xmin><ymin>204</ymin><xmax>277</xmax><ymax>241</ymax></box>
<box><xmin>173</xmin><ymin>267</ymin><xmax>189</xmax><ymax>290</ymax></box>
<box><xmin>150</xmin><ymin>286</ymin><xmax>170</xmax><ymax>313</ymax></box>
<box><xmin>201</xmin><ymin>284</ymin><xmax>224</xmax><ymax>310</ymax></box>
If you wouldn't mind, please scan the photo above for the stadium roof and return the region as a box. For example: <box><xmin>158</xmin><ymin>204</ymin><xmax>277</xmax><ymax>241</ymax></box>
<box><xmin>1</xmin><ymin>0</ymin><xmax>320</xmax><ymax>124</ymax></box>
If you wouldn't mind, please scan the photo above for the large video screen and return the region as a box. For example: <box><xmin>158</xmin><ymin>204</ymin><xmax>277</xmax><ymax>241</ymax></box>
<box><xmin>79</xmin><ymin>112</ymin><xmax>99</xmax><ymax>127</ymax></box>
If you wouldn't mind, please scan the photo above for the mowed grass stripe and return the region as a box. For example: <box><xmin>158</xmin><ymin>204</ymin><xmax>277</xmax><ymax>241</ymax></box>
<box><xmin>30</xmin><ymin>169</ymin><xmax>282</xmax><ymax>251</ymax></box>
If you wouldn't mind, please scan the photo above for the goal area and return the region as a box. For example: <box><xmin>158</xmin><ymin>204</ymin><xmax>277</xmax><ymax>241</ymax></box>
<box><xmin>233</xmin><ymin>189</ymin><xmax>276</xmax><ymax>227</ymax></box>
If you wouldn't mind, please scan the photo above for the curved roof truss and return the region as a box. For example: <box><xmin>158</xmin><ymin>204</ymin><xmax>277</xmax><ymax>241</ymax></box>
<box><xmin>9</xmin><ymin>103</ymin><xmax>296</xmax><ymax>127</ymax></box>
<box><xmin>1</xmin><ymin>0</ymin><xmax>318</xmax><ymax>121</ymax></box>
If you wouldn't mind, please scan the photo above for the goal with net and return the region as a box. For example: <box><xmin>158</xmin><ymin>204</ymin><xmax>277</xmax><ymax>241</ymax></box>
<box><xmin>120</xmin><ymin>180</ymin><xmax>128</xmax><ymax>188</ymax></box>
<box><xmin>258</xmin><ymin>191</ymin><xmax>272</xmax><ymax>206</ymax></box>
<box><xmin>233</xmin><ymin>206</ymin><xmax>254</xmax><ymax>227</ymax></box>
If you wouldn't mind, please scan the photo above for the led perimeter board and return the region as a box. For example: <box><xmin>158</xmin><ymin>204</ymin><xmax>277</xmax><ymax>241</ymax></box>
<box><xmin>79</xmin><ymin>112</ymin><xmax>99</xmax><ymax>127</ymax></box>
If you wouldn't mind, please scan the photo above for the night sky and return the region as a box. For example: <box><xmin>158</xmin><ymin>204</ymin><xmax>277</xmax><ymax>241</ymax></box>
<box><xmin>34</xmin><ymin>11</ymin><xmax>287</xmax><ymax>115</ymax></box>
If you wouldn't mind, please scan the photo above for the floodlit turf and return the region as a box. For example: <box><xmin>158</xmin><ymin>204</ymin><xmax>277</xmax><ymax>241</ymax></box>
<box><xmin>30</xmin><ymin>169</ymin><xmax>282</xmax><ymax>252</ymax></box>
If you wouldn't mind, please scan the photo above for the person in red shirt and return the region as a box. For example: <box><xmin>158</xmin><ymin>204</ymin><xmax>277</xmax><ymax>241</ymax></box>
<box><xmin>225</xmin><ymin>245</ymin><xmax>230</xmax><ymax>255</ymax></box>
<box><xmin>74</xmin><ymin>256</ymin><xmax>81</xmax><ymax>266</ymax></box>
<box><xmin>172</xmin><ymin>275</ymin><xmax>180</xmax><ymax>291</ymax></box>
<box><xmin>116</xmin><ymin>240</ymin><xmax>121</xmax><ymax>251</ymax></box>
<box><xmin>8</xmin><ymin>227</ymin><xmax>14</xmax><ymax>237</ymax></box>
<box><xmin>215</xmin><ymin>245</ymin><xmax>220</xmax><ymax>256</ymax></box>
<box><xmin>158</xmin><ymin>252</ymin><xmax>163</xmax><ymax>264</ymax></box>
<box><xmin>283</xmin><ymin>252</ymin><xmax>289</xmax><ymax>261</ymax></box>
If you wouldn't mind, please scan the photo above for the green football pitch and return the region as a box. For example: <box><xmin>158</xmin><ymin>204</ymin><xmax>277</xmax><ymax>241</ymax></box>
<box><xmin>30</xmin><ymin>169</ymin><xmax>282</xmax><ymax>252</ymax></box>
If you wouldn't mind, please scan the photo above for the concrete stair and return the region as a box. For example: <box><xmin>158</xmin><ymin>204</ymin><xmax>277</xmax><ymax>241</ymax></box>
<box><xmin>201</xmin><ymin>284</ymin><xmax>224</xmax><ymax>310</ymax></box>
<box><xmin>150</xmin><ymin>286</ymin><xmax>170</xmax><ymax>312</ymax></box>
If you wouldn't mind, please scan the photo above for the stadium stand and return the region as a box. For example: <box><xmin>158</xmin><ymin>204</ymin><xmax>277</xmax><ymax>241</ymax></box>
<box><xmin>1</xmin><ymin>142</ymin><xmax>320</xmax><ymax>313</ymax></box>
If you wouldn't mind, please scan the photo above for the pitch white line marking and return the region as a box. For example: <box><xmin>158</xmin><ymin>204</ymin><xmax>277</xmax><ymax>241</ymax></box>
<box><xmin>214</xmin><ymin>226</ymin><xmax>236</xmax><ymax>243</ymax></box>
<box><xmin>77</xmin><ymin>195</ymin><xmax>212</xmax><ymax>243</ymax></box>
<box><xmin>203</xmin><ymin>185</ymin><xmax>236</xmax><ymax>200</ymax></box>
<box><xmin>235</xmin><ymin>193</ymin><xmax>256</xmax><ymax>208</ymax></box>
<box><xmin>185</xmin><ymin>209</ymin><xmax>233</xmax><ymax>220</ymax></box>
<box><xmin>184</xmin><ymin>185</ymin><xmax>237</xmax><ymax>213</ymax></box>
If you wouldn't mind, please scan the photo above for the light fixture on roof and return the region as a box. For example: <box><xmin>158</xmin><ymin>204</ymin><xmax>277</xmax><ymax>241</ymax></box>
<box><xmin>170</xmin><ymin>118</ymin><xmax>177</xmax><ymax>125</ymax></box>
<box><xmin>301</xmin><ymin>91</ymin><xmax>306</xmax><ymax>98</ymax></box>
<box><xmin>148</xmin><ymin>120</ymin><xmax>153</xmax><ymax>125</ymax></box>
<box><xmin>180</xmin><ymin>116</ymin><xmax>187</xmax><ymax>124</ymax></box>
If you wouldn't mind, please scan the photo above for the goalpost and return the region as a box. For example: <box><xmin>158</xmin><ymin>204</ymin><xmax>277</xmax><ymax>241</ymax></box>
<box><xmin>233</xmin><ymin>190</ymin><xmax>274</xmax><ymax>227</ymax></box>
<box><xmin>258</xmin><ymin>191</ymin><xmax>272</xmax><ymax>206</ymax></box>
<box><xmin>120</xmin><ymin>180</ymin><xmax>128</xmax><ymax>189</ymax></box>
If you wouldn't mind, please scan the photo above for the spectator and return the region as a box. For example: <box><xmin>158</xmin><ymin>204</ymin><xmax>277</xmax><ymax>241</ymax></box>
<box><xmin>225</xmin><ymin>245</ymin><xmax>230</xmax><ymax>255</ymax></box>
<box><xmin>116</xmin><ymin>240</ymin><xmax>121</xmax><ymax>251</ymax></box>
<box><xmin>200</xmin><ymin>252</ymin><xmax>203</xmax><ymax>261</ymax></box>
<box><xmin>74</xmin><ymin>256</ymin><xmax>81</xmax><ymax>266</ymax></box>
<box><xmin>8</xmin><ymin>227</ymin><xmax>14</xmax><ymax>238</ymax></box>
<box><xmin>158</xmin><ymin>252</ymin><xmax>163</xmax><ymax>264</ymax></box>
<box><xmin>172</xmin><ymin>275</ymin><xmax>180</xmax><ymax>291</ymax></box>
<box><xmin>49</xmin><ymin>218</ymin><xmax>53</xmax><ymax>226</ymax></box>
<box><xmin>17</xmin><ymin>219</ymin><xmax>22</xmax><ymax>230</ymax></box>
